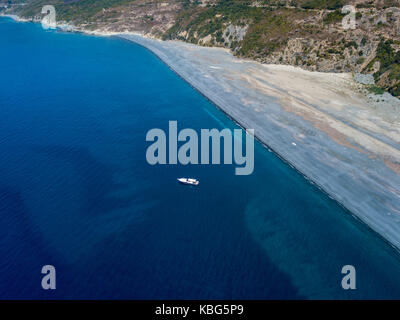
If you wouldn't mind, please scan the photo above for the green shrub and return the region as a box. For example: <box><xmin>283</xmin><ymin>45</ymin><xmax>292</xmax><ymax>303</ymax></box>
<box><xmin>323</xmin><ymin>10</ymin><xmax>345</xmax><ymax>24</ymax></box>
<box><xmin>301</xmin><ymin>0</ymin><xmax>344</xmax><ymax>10</ymax></box>
<box><xmin>368</xmin><ymin>85</ymin><xmax>385</xmax><ymax>95</ymax></box>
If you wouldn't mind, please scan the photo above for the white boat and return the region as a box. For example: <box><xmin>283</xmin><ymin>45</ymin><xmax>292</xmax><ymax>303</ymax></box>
<box><xmin>177</xmin><ymin>178</ymin><xmax>199</xmax><ymax>186</ymax></box>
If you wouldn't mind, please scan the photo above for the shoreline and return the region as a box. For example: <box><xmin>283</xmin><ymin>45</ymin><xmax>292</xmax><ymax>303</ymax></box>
<box><xmin>117</xmin><ymin>34</ymin><xmax>400</xmax><ymax>253</ymax></box>
<box><xmin>2</xmin><ymin>15</ymin><xmax>400</xmax><ymax>252</ymax></box>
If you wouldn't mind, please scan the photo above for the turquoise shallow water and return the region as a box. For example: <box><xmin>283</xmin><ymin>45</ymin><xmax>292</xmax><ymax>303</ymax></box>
<box><xmin>0</xmin><ymin>17</ymin><xmax>400</xmax><ymax>299</ymax></box>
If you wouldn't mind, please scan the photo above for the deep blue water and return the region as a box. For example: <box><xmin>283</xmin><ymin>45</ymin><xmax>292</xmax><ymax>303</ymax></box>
<box><xmin>1</xmin><ymin>17</ymin><xmax>400</xmax><ymax>299</ymax></box>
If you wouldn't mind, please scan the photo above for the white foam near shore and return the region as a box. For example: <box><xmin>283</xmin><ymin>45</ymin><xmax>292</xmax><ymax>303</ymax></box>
<box><xmin>1</xmin><ymin>15</ymin><xmax>400</xmax><ymax>250</ymax></box>
<box><xmin>1</xmin><ymin>14</ymin><xmax>27</xmax><ymax>22</ymax></box>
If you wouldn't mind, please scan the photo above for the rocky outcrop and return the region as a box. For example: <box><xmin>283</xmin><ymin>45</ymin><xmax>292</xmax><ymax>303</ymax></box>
<box><xmin>222</xmin><ymin>24</ymin><xmax>248</xmax><ymax>49</ymax></box>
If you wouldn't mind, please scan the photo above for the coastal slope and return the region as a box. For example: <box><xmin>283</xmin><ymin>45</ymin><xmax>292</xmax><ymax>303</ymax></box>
<box><xmin>4</xmin><ymin>0</ymin><xmax>400</xmax><ymax>98</ymax></box>
<box><xmin>120</xmin><ymin>34</ymin><xmax>400</xmax><ymax>249</ymax></box>
<box><xmin>2</xmin><ymin>12</ymin><xmax>399</xmax><ymax>249</ymax></box>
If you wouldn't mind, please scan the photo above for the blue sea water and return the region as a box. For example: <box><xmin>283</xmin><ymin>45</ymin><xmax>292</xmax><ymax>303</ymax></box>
<box><xmin>0</xmin><ymin>17</ymin><xmax>400</xmax><ymax>299</ymax></box>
